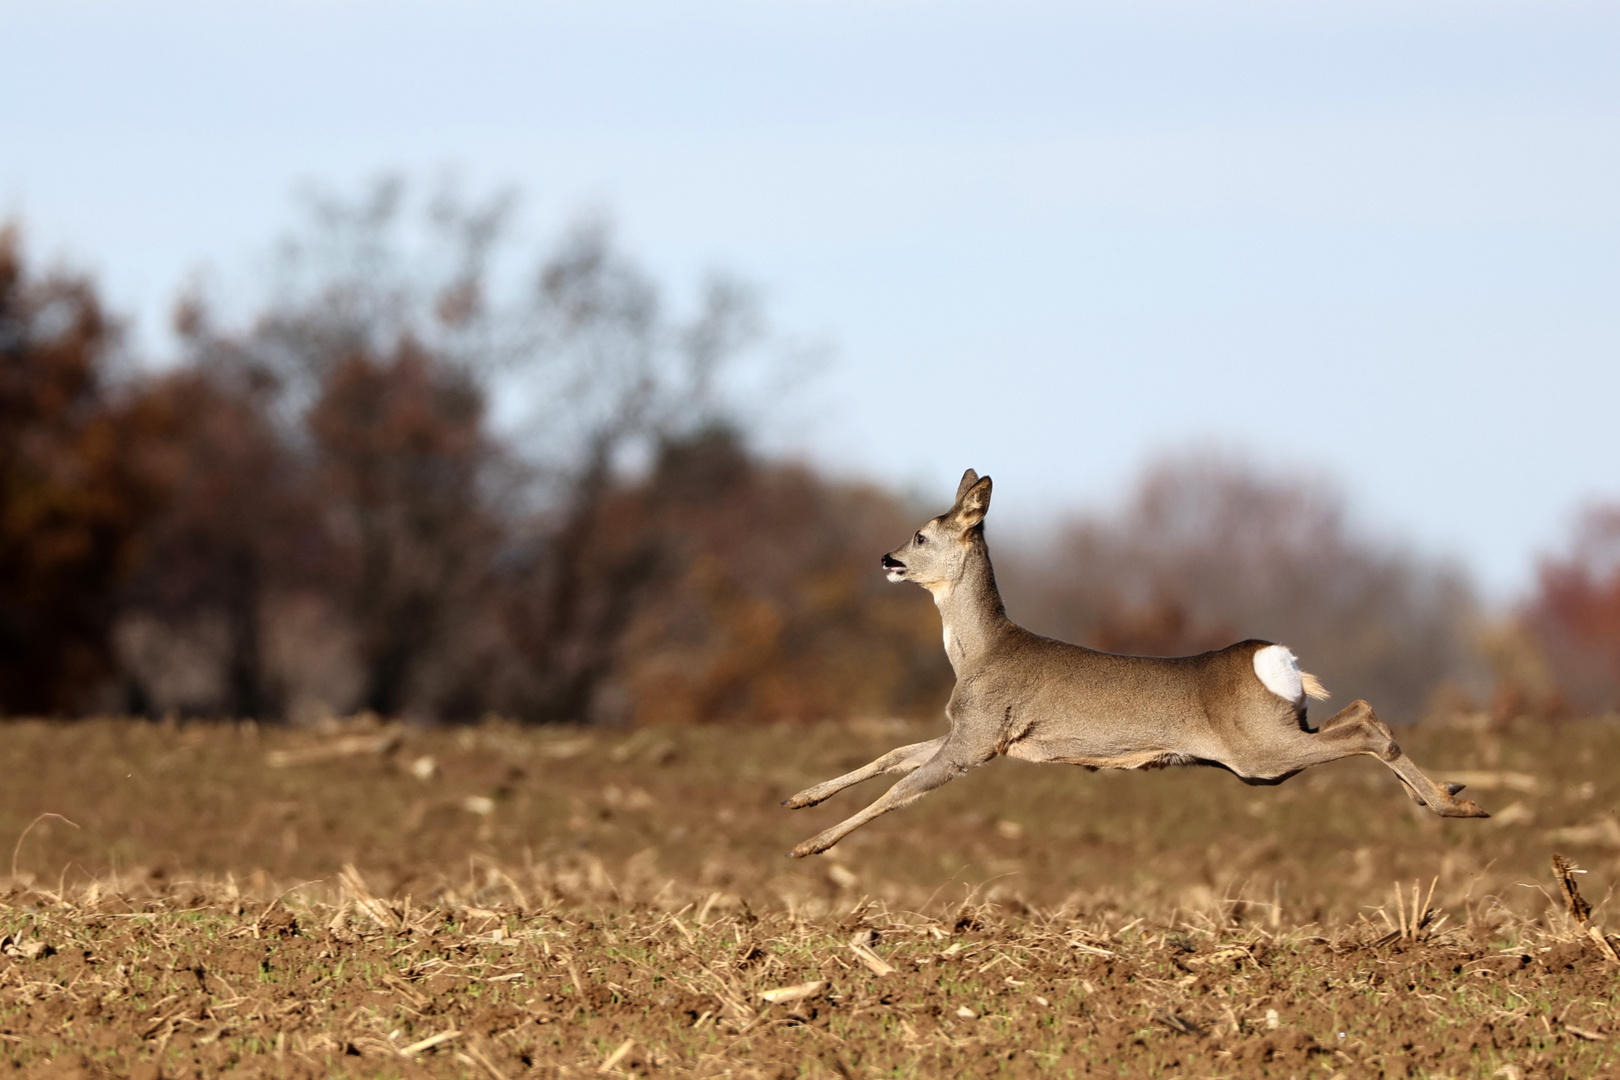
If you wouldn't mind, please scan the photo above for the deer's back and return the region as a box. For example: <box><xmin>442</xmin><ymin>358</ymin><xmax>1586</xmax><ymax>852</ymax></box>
<box><xmin>968</xmin><ymin>632</ymin><xmax>1295</xmax><ymax>767</ymax></box>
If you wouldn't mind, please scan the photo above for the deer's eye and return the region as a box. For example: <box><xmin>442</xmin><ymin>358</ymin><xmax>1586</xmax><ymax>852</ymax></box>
<box><xmin>915</xmin><ymin>531</ymin><xmax>926</xmax><ymax>545</ymax></box>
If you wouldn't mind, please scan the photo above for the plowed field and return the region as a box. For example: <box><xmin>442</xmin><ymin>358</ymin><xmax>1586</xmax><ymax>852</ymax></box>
<box><xmin>2</xmin><ymin>715</ymin><xmax>1618</xmax><ymax>1078</ymax></box>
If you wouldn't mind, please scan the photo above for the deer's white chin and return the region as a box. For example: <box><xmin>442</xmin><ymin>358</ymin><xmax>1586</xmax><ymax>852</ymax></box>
<box><xmin>885</xmin><ymin>569</ymin><xmax>907</xmax><ymax>582</ymax></box>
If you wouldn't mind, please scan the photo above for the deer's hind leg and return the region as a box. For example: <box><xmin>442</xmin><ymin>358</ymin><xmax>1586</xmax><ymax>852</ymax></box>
<box><xmin>1235</xmin><ymin>700</ymin><xmax>1488</xmax><ymax>818</ymax></box>
<box><xmin>1321</xmin><ymin>701</ymin><xmax>1488</xmax><ymax>817</ymax></box>
<box><xmin>782</xmin><ymin>737</ymin><xmax>947</xmax><ymax>810</ymax></box>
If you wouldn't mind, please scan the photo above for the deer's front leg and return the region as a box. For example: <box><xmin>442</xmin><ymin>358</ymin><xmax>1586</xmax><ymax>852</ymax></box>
<box><xmin>789</xmin><ymin>734</ymin><xmax>996</xmax><ymax>857</ymax></box>
<box><xmin>782</xmin><ymin>737</ymin><xmax>946</xmax><ymax>809</ymax></box>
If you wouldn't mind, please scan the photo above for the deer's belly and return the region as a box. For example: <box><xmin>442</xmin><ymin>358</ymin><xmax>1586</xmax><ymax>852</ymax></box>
<box><xmin>1003</xmin><ymin>740</ymin><xmax>1198</xmax><ymax>770</ymax></box>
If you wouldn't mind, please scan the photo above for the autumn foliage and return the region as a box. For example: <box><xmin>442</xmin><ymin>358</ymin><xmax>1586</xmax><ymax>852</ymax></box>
<box><xmin>0</xmin><ymin>226</ymin><xmax>164</xmax><ymax>713</ymax></box>
<box><xmin>9</xmin><ymin>189</ymin><xmax>1603</xmax><ymax>725</ymax></box>
<box><xmin>1523</xmin><ymin>506</ymin><xmax>1620</xmax><ymax>713</ymax></box>
<box><xmin>602</xmin><ymin>433</ymin><xmax>949</xmax><ymax>726</ymax></box>
<box><xmin>0</xmin><ymin>206</ymin><xmax>949</xmax><ymax>724</ymax></box>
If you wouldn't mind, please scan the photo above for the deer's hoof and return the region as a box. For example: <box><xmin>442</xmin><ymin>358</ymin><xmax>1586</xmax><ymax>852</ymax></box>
<box><xmin>1439</xmin><ymin>797</ymin><xmax>1489</xmax><ymax>819</ymax></box>
<box><xmin>790</xmin><ymin>836</ymin><xmax>832</xmax><ymax>858</ymax></box>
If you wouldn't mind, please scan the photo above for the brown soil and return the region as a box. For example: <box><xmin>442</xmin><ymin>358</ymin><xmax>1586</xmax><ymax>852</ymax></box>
<box><xmin>1</xmin><ymin>715</ymin><xmax>1618</xmax><ymax>1077</ymax></box>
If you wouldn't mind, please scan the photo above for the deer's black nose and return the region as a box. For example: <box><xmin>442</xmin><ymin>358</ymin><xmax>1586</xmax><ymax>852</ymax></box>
<box><xmin>881</xmin><ymin>554</ymin><xmax>905</xmax><ymax>570</ymax></box>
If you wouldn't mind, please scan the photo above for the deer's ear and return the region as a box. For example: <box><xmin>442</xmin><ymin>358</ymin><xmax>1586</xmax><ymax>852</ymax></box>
<box><xmin>953</xmin><ymin>475</ymin><xmax>992</xmax><ymax>528</ymax></box>
<box><xmin>954</xmin><ymin>469</ymin><xmax>980</xmax><ymax>504</ymax></box>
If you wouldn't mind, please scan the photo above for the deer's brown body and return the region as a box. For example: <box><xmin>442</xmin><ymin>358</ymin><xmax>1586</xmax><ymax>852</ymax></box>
<box><xmin>784</xmin><ymin>469</ymin><xmax>1488</xmax><ymax>858</ymax></box>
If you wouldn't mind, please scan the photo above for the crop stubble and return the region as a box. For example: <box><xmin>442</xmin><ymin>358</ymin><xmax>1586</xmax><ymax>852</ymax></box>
<box><xmin>0</xmin><ymin>716</ymin><xmax>1618</xmax><ymax>1078</ymax></box>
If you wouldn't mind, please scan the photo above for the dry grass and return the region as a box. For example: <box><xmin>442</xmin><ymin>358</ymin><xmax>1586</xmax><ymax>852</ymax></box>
<box><xmin>1</xmin><ymin>715</ymin><xmax>1619</xmax><ymax>1077</ymax></box>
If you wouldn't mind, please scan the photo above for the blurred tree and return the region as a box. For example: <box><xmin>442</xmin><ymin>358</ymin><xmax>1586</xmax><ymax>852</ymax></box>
<box><xmin>1523</xmin><ymin>505</ymin><xmax>1620</xmax><ymax>713</ymax></box>
<box><xmin>0</xmin><ymin>226</ymin><xmax>161</xmax><ymax>715</ymax></box>
<box><xmin>999</xmin><ymin>454</ymin><xmax>1480</xmax><ymax>723</ymax></box>
<box><xmin>164</xmin><ymin>178</ymin><xmax>766</xmax><ymax>722</ymax></box>
<box><xmin>115</xmin><ymin>358</ymin><xmax>329</xmax><ymax>718</ymax></box>
<box><xmin>493</xmin><ymin>224</ymin><xmax>760</xmax><ymax>723</ymax></box>
<box><xmin>308</xmin><ymin>341</ymin><xmax>498</xmax><ymax>716</ymax></box>
<box><xmin>523</xmin><ymin>427</ymin><xmax>951</xmax><ymax>726</ymax></box>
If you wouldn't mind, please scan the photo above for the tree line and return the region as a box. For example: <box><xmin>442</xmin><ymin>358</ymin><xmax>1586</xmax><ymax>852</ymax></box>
<box><xmin>3</xmin><ymin>184</ymin><xmax>1616</xmax><ymax>724</ymax></box>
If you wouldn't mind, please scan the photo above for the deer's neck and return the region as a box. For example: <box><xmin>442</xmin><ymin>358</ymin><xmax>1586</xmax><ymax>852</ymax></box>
<box><xmin>926</xmin><ymin>543</ymin><xmax>1011</xmax><ymax>673</ymax></box>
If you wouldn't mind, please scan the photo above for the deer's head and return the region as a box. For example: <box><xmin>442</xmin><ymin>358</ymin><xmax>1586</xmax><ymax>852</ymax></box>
<box><xmin>881</xmin><ymin>469</ymin><xmax>992</xmax><ymax>593</ymax></box>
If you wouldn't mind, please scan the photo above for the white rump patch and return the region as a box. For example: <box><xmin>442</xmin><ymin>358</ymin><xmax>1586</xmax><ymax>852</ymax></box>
<box><xmin>1253</xmin><ymin>644</ymin><xmax>1305</xmax><ymax>702</ymax></box>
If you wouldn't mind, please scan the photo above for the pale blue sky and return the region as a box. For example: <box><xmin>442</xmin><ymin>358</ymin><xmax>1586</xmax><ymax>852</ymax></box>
<box><xmin>4</xmin><ymin>0</ymin><xmax>1617</xmax><ymax>600</ymax></box>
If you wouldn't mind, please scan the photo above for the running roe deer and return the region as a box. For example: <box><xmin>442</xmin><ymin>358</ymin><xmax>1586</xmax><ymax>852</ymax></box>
<box><xmin>783</xmin><ymin>469</ymin><xmax>1488</xmax><ymax>857</ymax></box>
